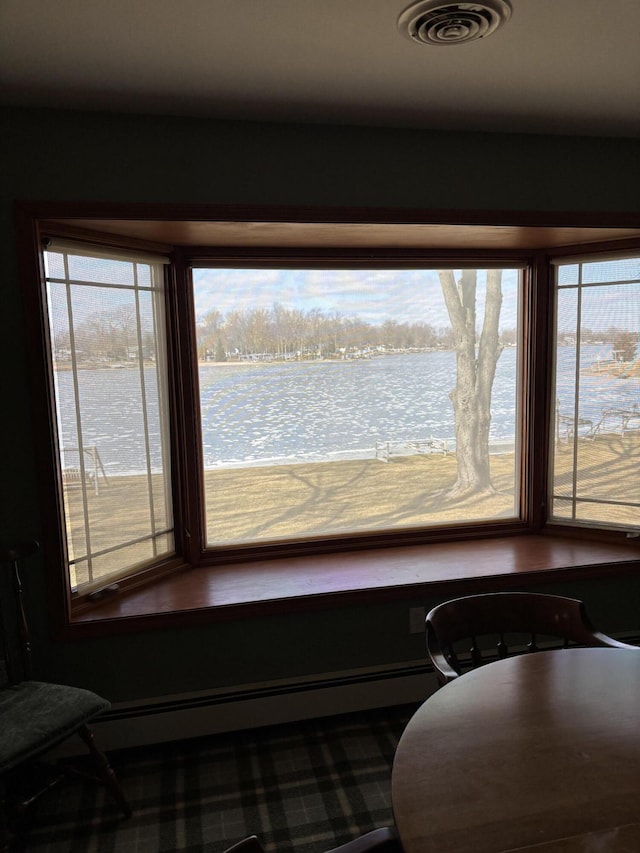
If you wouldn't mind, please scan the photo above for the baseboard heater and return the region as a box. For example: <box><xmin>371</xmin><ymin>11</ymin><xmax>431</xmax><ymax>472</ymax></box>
<box><xmin>65</xmin><ymin>633</ymin><xmax>640</xmax><ymax>755</ymax></box>
<box><xmin>85</xmin><ymin>660</ymin><xmax>438</xmax><ymax>753</ymax></box>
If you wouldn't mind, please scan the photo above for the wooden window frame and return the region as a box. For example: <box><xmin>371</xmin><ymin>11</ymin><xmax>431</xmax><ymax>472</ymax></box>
<box><xmin>15</xmin><ymin>202</ymin><xmax>640</xmax><ymax>637</ymax></box>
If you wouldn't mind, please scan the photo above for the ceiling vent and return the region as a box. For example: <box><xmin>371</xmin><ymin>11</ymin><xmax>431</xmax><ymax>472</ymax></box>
<box><xmin>398</xmin><ymin>0</ymin><xmax>512</xmax><ymax>45</ymax></box>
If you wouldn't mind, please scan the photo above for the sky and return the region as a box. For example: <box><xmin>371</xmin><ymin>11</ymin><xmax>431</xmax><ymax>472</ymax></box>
<box><xmin>192</xmin><ymin>268</ymin><xmax>523</xmax><ymax>331</ymax></box>
<box><xmin>44</xmin><ymin>249</ymin><xmax>640</xmax><ymax>336</ymax></box>
<box><xmin>559</xmin><ymin>281</ymin><xmax>640</xmax><ymax>334</ymax></box>
<box><xmin>557</xmin><ymin>256</ymin><xmax>640</xmax><ymax>332</ymax></box>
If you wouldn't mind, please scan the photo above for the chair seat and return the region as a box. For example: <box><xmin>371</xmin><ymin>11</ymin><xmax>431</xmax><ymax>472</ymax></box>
<box><xmin>0</xmin><ymin>681</ymin><xmax>110</xmax><ymax>771</ymax></box>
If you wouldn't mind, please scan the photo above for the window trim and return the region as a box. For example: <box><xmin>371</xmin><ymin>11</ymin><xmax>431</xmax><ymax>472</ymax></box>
<box><xmin>15</xmin><ymin>202</ymin><xmax>640</xmax><ymax>635</ymax></box>
<box><xmin>64</xmin><ymin>533</ymin><xmax>640</xmax><ymax>638</ymax></box>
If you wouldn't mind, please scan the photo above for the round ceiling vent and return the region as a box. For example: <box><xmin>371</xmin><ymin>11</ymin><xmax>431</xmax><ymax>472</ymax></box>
<box><xmin>398</xmin><ymin>0</ymin><xmax>512</xmax><ymax>46</ymax></box>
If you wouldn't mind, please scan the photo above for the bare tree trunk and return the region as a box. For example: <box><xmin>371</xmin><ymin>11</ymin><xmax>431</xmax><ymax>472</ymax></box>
<box><xmin>439</xmin><ymin>269</ymin><xmax>503</xmax><ymax>498</ymax></box>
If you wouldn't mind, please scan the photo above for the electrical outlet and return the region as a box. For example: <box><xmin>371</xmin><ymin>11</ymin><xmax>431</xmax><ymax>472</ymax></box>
<box><xmin>409</xmin><ymin>606</ymin><xmax>425</xmax><ymax>634</ymax></box>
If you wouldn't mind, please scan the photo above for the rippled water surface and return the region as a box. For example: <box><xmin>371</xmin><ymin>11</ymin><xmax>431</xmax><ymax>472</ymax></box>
<box><xmin>54</xmin><ymin>348</ymin><xmax>640</xmax><ymax>474</ymax></box>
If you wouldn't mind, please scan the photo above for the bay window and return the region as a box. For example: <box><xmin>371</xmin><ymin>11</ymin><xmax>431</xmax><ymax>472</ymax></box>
<box><xmin>17</xmin><ymin>205</ymin><xmax>640</xmax><ymax>627</ymax></box>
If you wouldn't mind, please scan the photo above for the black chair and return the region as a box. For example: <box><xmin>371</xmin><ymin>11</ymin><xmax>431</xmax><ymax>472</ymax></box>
<box><xmin>426</xmin><ymin>591</ymin><xmax>637</xmax><ymax>687</ymax></box>
<box><xmin>223</xmin><ymin>827</ymin><xmax>401</xmax><ymax>853</ymax></box>
<box><xmin>0</xmin><ymin>540</ymin><xmax>131</xmax><ymax>850</ymax></box>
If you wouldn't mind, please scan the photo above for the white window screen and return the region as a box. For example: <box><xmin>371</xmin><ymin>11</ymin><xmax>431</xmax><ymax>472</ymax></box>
<box><xmin>550</xmin><ymin>254</ymin><xmax>640</xmax><ymax>530</ymax></box>
<box><xmin>44</xmin><ymin>242</ymin><xmax>174</xmax><ymax>593</ymax></box>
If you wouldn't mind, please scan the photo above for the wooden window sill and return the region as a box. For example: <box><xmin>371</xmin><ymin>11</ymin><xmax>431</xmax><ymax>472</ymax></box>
<box><xmin>67</xmin><ymin>533</ymin><xmax>640</xmax><ymax>636</ymax></box>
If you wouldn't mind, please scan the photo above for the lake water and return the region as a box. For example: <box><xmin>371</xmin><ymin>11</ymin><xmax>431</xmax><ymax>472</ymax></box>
<box><xmin>54</xmin><ymin>347</ymin><xmax>640</xmax><ymax>475</ymax></box>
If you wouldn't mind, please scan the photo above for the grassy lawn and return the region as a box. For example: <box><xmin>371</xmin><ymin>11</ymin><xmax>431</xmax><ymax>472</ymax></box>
<box><xmin>65</xmin><ymin>432</ymin><xmax>640</xmax><ymax>587</ymax></box>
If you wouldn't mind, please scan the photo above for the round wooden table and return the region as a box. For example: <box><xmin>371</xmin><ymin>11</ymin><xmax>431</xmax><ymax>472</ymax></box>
<box><xmin>392</xmin><ymin>647</ymin><xmax>640</xmax><ymax>853</ymax></box>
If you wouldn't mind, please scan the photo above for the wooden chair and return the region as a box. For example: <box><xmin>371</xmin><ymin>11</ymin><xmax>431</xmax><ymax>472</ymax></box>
<box><xmin>0</xmin><ymin>540</ymin><xmax>131</xmax><ymax>850</ymax></box>
<box><xmin>223</xmin><ymin>827</ymin><xmax>401</xmax><ymax>853</ymax></box>
<box><xmin>426</xmin><ymin>591</ymin><xmax>637</xmax><ymax>687</ymax></box>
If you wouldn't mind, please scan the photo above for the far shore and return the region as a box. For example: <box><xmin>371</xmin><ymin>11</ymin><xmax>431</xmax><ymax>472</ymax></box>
<box><xmin>54</xmin><ymin>348</ymin><xmax>640</xmax><ymax>376</ymax></box>
<box><xmin>197</xmin><ymin>351</ymin><xmax>448</xmax><ymax>367</ymax></box>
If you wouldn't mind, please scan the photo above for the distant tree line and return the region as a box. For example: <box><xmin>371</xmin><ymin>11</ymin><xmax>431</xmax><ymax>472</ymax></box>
<box><xmin>196</xmin><ymin>304</ymin><xmax>518</xmax><ymax>361</ymax></box>
<box><xmin>53</xmin><ymin>302</ymin><xmax>639</xmax><ymax>368</ymax></box>
<box><xmin>557</xmin><ymin>327</ymin><xmax>638</xmax><ymax>361</ymax></box>
<box><xmin>53</xmin><ymin>305</ymin><xmax>156</xmax><ymax>363</ymax></box>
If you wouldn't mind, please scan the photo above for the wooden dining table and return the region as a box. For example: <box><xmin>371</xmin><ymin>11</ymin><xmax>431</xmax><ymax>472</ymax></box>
<box><xmin>391</xmin><ymin>647</ymin><xmax>640</xmax><ymax>853</ymax></box>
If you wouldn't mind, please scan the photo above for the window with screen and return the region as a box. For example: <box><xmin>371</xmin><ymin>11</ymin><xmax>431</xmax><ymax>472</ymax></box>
<box><xmin>550</xmin><ymin>254</ymin><xmax>640</xmax><ymax>530</ymax></box>
<box><xmin>44</xmin><ymin>242</ymin><xmax>174</xmax><ymax>593</ymax></box>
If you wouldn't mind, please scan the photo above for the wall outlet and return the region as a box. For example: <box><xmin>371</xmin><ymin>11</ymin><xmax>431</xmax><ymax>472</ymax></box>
<box><xmin>409</xmin><ymin>606</ymin><xmax>425</xmax><ymax>634</ymax></box>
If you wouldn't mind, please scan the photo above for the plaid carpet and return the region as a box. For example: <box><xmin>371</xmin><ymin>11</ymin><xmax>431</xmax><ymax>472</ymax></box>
<box><xmin>10</xmin><ymin>704</ymin><xmax>417</xmax><ymax>853</ymax></box>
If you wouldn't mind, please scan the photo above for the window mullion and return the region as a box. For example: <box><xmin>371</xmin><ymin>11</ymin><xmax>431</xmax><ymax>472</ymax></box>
<box><xmin>569</xmin><ymin>267</ymin><xmax>584</xmax><ymax>522</ymax></box>
<box><xmin>63</xmin><ymin>252</ymin><xmax>94</xmax><ymax>586</ymax></box>
<box><xmin>133</xmin><ymin>264</ymin><xmax>158</xmax><ymax>558</ymax></box>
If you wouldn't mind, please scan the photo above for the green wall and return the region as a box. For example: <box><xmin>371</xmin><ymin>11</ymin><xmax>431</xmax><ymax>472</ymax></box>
<box><xmin>1</xmin><ymin>106</ymin><xmax>639</xmax><ymax>703</ymax></box>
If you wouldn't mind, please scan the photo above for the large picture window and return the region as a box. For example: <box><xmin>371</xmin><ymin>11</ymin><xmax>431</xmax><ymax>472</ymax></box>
<box><xmin>193</xmin><ymin>266</ymin><xmax>523</xmax><ymax>546</ymax></box>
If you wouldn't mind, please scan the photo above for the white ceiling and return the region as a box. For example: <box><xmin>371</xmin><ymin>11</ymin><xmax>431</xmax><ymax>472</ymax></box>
<box><xmin>1</xmin><ymin>0</ymin><xmax>639</xmax><ymax>138</ymax></box>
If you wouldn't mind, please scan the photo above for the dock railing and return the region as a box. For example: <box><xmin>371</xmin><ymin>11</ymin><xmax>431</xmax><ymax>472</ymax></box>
<box><xmin>61</xmin><ymin>446</ymin><xmax>108</xmax><ymax>495</ymax></box>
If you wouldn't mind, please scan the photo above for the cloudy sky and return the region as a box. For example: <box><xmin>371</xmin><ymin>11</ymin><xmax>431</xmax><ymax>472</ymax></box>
<box><xmin>44</xmin><ymin>248</ymin><xmax>640</xmax><ymax>336</ymax></box>
<box><xmin>192</xmin><ymin>267</ymin><xmax>522</xmax><ymax>331</ymax></box>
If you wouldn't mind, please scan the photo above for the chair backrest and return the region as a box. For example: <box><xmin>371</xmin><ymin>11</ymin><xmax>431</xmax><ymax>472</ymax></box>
<box><xmin>426</xmin><ymin>591</ymin><xmax>631</xmax><ymax>686</ymax></box>
<box><xmin>0</xmin><ymin>539</ymin><xmax>40</xmax><ymax>686</ymax></box>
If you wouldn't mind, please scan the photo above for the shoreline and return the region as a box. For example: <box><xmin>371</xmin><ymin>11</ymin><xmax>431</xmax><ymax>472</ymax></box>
<box><xmin>54</xmin><ymin>350</ymin><xmax>640</xmax><ymax>378</ymax></box>
<box><xmin>97</xmin><ymin>438</ymin><xmax>526</xmax><ymax>476</ymax></box>
<box><xmin>197</xmin><ymin>350</ymin><xmax>449</xmax><ymax>367</ymax></box>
